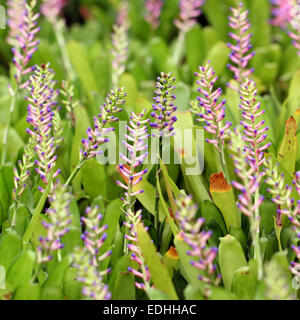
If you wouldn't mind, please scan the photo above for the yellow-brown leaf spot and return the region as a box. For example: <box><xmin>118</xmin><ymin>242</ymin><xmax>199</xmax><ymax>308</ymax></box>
<box><xmin>285</xmin><ymin>116</ymin><xmax>297</xmax><ymax>137</ymax></box>
<box><xmin>166</xmin><ymin>245</ymin><xmax>179</xmax><ymax>260</ymax></box>
<box><xmin>209</xmin><ymin>172</ymin><xmax>231</xmax><ymax>193</ymax></box>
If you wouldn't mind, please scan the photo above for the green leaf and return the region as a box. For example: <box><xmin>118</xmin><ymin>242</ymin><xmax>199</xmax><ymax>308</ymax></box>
<box><xmin>200</xmin><ymin>201</ymin><xmax>227</xmax><ymax>235</ymax></box>
<box><xmin>119</xmin><ymin>73</ymin><xmax>138</xmax><ymax>113</ymax></box>
<box><xmin>0</xmin><ymin>230</ymin><xmax>22</xmax><ymax>272</ymax></box>
<box><xmin>0</xmin><ymin>266</ymin><xmax>5</xmax><ymax>290</ymax></box>
<box><xmin>186</xmin><ymin>26</ymin><xmax>205</xmax><ymax>73</ymax></box>
<box><xmin>175</xmin><ymin>82</ymin><xmax>191</xmax><ymax>111</ymax></box>
<box><xmin>231</xmin><ymin>266</ymin><xmax>257</xmax><ymax>299</ymax></box>
<box><xmin>13</xmin><ymin>283</ymin><xmax>41</xmax><ymax>300</ymax></box>
<box><xmin>81</xmin><ymin>159</ymin><xmax>107</xmax><ymax>199</ymax></box>
<box><xmin>137</xmin><ymin>223</ymin><xmax>178</xmax><ymax>300</ymax></box>
<box><xmin>204</xmin><ymin>42</ymin><xmax>230</xmax><ymax>75</ymax></box>
<box><xmin>6</xmin><ymin>250</ymin><xmax>36</xmax><ymax>289</ymax></box>
<box><xmin>44</xmin><ymin>256</ymin><xmax>71</xmax><ymax>289</ymax></box>
<box><xmin>277</xmin><ymin>116</ymin><xmax>297</xmax><ymax>177</ymax></box>
<box><xmin>63</xmin><ymin>268</ymin><xmax>83</xmax><ymax>300</ymax></box>
<box><xmin>219</xmin><ymin>234</ymin><xmax>247</xmax><ymax>291</ymax></box>
<box><xmin>40</xmin><ymin>285</ymin><xmax>64</xmax><ymax>300</ymax></box>
<box><xmin>61</xmin><ymin>227</ymin><xmax>83</xmax><ymax>257</ymax></box>
<box><xmin>149</xmin><ymin>37</ymin><xmax>169</xmax><ymax>73</ymax></box>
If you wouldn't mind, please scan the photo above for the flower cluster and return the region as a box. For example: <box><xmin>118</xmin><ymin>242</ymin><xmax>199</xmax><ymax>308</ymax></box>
<box><xmin>239</xmin><ymin>79</ymin><xmax>270</xmax><ymax>172</ymax></box>
<box><xmin>174</xmin><ymin>0</ymin><xmax>204</xmax><ymax>33</ymax></box>
<box><xmin>81</xmin><ymin>87</ymin><xmax>126</xmax><ymax>160</ymax></box>
<box><xmin>73</xmin><ymin>205</ymin><xmax>112</xmax><ymax>300</ymax></box>
<box><xmin>270</xmin><ymin>0</ymin><xmax>293</xmax><ymax>28</ymax></box>
<box><xmin>37</xmin><ymin>182</ymin><xmax>72</xmax><ymax>263</ymax></box>
<box><xmin>111</xmin><ymin>2</ymin><xmax>129</xmax><ymax>87</ymax></box>
<box><xmin>150</xmin><ymin>72</ymin><xmax>177</xmax><ymax>138</ymax></box>
<box><xmin>25</xmin><ymin>63</ymin><xmax>61</xmax><ymax>189</ymax></box>
<box><xmin>145</xmin><ymin>0</ymin><xmax>164</xmax><ymax>30</ymax></box>
<box><xmin>175</xmin><ymin>193</ymin><xmax>220</xmax><ymax>288</ymax></box>
<box><xmin>194</xmin><ymin>62</ymin><xmax>231</xmax><ymax>153</ymax></box>
<box><xmin>80</xmin><ymin>206</ymin><xmax>112</xmax><ymax>271</ymax></box>
<box><xmin>287</xmin><ymin>1</ymin><xmax>300</xmax><ymax>56</ymax></box>
<box><xmin>60</xmin><ymin>80</ymin><xmax>79</xmax><ymax>115</ymax></box>
<box><xmin>6</xmin><ymin>0</ymin><xmax>26</xmax><ymax>47</ymax></box>
<box><xmin>229</xmin><ymin>129</ymin><xmax>264</xmax><ymax>219</ymax></box>
<box><xmin>124</xmin><ymin>209</ymin><xmax>151</xmax><ymax>290</ymax></box>
<box><xmin>73</xmin><ymin>247</ymin><xmax>111</xmax><ymax>300</ymax></box>
<box><xmin>41</xmin><ymin>0</ymin><xmax>67</xmax><ymax>25</ymax></box>
<box><xmin>11</xmin><ymin>0</ymin><xmax>40</xmax><ymax>88</ymax></box>
<box><xmin>117</xmin><ymin>109</ymin><xmax>149</xmax><ymax>207</ymax></box>
<box><xmin>227</xmin><ymin>3</ymin><xmax>255</xmax><ymax>90</ymax></box>
<box><xmin>13</xmin><ymin>136</ymin><xmax>37</xmax><ymax>202</ymax></box>
<box><xmin>264</xmin><ymin>158</ymin><xmax>300</xmax><ymax>226</ymax></box>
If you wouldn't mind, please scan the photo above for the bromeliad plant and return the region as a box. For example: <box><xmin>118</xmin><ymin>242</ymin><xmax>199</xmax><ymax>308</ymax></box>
<box><xmin>2</xmin><ymin>0</ymin><xmax>300</xmax><ymax>301</ymax></box>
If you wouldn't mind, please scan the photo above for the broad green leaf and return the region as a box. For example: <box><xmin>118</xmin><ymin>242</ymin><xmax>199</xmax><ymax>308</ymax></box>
<box><xmin>14</xmin><ymin>283</ymin><xmax>41</xmax><ymax>300</ymax></box>
<box><xmin>119</xmin><ymin>73</ymin><xmax>138</xmax><ymax>113</ymax></box>
<box><xmin>231</xmin><ymin>266</ymin><xmax>257</xmax><ymax>299</ymax></box>
<box><xmin>175</xmin><ymin>82</ymin><xmax>190</xmax><ymax>111</ymax></box>
<box><xmin>0</xmin><ymin>230</ymin><xmax>22</xmax><ymax>272</ymax></box>
<box><xmin>63</xmin><ymin>268</ymin><xmax>83</xmax><ymax>300</ymax></box>
<box><xmin>204</xmin><ymin>42</ymin><xmax>230</xmax><ymax>75</ymax></box>
<box><xmin>137</xmin><ymin>223</ymin><xmax>178</xmax><ymax>300</ymax></box>
<box><xmin>186</xmin><ymin>25</ymin><xmax>205</xmax><ymax>73</ymax></box>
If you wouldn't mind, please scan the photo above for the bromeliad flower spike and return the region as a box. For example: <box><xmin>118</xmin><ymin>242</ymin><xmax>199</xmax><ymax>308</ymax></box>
<box><xmin>270</xmin><ymin>0</ymin><xmax>293</xmax><ymax>28</ymax></box>
<box><xmin>145</xmin><ymin>0</ymin><xmax>164</xmax><ymax>30</ymax></box>
<box><xmin>288</xmin><ymin>1</ymin><xmax>300</xmax><ymax>56</ymax></box>
<box><xmin>25</xmin><ymin>63</ymin><xmax>62</xmax><ymax>190</ymax></box>
<box><xmin>175</xmin><ymin>193</ymin><xmax>220</xmax><ymax>296</ymax></box>
<box><xmin>7</xmin><ymin>0</ymin><xmax>26</xmax><ymax>47</ymax></box>
<box><xmin>194</xmin><ymin>62</ymin><xmax>231</xmax><ymax>176</ymax></box>
<box><xmin>227</xmin><ymin>2</ymin><xmax>255</xmax><ymax>90</ymax></box>
<box><xmin>150</xmin><ymin>72</ymin><xmax>177</xmax><ymax>138</ymax></box>
<box><xmin>11</xmin><ymin>0</ymin><xmax>40</xmax><ymax>88</ymax></box>
<box><xmin>239</xmin><ymin>79</ymin><xmax>271</xmax><ymax>172</ymax></box>
<box><xmin>174</xmin><ymin>0</ymin><xmax>204</xmax><ymax>33</ymax></box>
<box><xmin>81</xmin><ymin>87</ymin><xmax>126</xmax><ymax>160</ymax></box>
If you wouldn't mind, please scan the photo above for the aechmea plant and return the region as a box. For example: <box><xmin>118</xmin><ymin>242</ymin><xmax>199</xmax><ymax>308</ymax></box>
<box><xmin>111</xmin><ymin>1</ymin><xmax>129</xmax><ymax>87</ymax></box>
<box><xmin>150</xmin><ymin>72</ymin><xmax>177</xmax><ymax>139</ymax></box>
<box><xmin>37</xmin><ymin>182</ymin><xmax>72</xmax><ymax>263</ymax></box>
<box><xmin>73</xmin><ymin>205</ymin><xmax>112</xmax><ymax>300</ymax></box>
<box><xmin>11</xmin><ymin>0</ymin><xmax>40</xmax><ymax>89</ymax></box>
<box><xmin>239</xmin><ymin>79</ymin><xmax>271</xmax><ymax>172</ymax></box>
<box><xmin>287</xmin><ymin>1</ymin><xmax>300</xmax><ymax>56</ymax></box>
<box><xmin>25</xmin><ymin>63</ymin><xmax>62</xmax><ymax>190</ymax></box>
<box><xmin>229</xmin><ymin>129</ymin><xmax>264</xmax><ymax>280</ymax></box>
<box><xmin>124</xmin><ymin>209</ymin><xmax>151</xmax><ymax>291</ymax></box>
<box><xmin>174</xmin><ymin>0</ymin><xmax>204</xmax><ymax>33</ymax></box>
<box><xmin>175</xmin><ymin>193</ymin><xmax>221</xmax><ymax>296</ymax></box>
<box><xmin>145</xmin><ymin>0</ymin><xmax>164</xmax><ymax>30</ymax></box>
<box><xmin>117</xmin><ymin>109</ymin><xmax>149</xmax><ymax>207</ymax></box>
<box><xmin>73</xmin><ymin>247</ymin><xmax>111</xmax><ymax>300</ymax></box>
<box><xmin>270</xmin><ymin>0</ymin><xmax>293</xmax><ymax>28</ymax></box>
<box><xmin>227</xmin><ymin>3</ymin><xmax>255</xmax><ymax>90</ymax></box>
<box><xmin>6</xmin><ymin>0</ymin><xmax>26</xmax><ymax>47</ymax></box>
<box><xmin>80</xmin><ymin>88</ymin><xmax>126</xmax><ymax>160</ymax></box>
<box><xmin>194</xmin><ymin>62</ymin><xmax>231</xmax><ymax>177</ymax></box>
<box><xmin>80</xmin><ymin>206</ymin><xmax>112</xmax><ymax>271</ymax></box>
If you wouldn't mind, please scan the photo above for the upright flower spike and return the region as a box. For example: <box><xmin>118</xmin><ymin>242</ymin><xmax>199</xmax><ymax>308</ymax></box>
<box><xmin>13</xmin><ymin>136</ymin><xmax>37</xmax><ymax>203</ymax></box>
<box><xmin>175</xmin><ymin>193</ymin><xmax>220</xmax><ymax>290</ymax></box>
<box><xmin>41</xmin><ymin>0</ymin><xmax>67</xmax><ymax>26</ymax></box>
<box><xmin>80</xmin><ymin>206</ymin><xmax>112</xmax><ymax>273</ymax></box>
<box><xmin>6</xmin><ymin>0</ymin><xmax>26</xmax><ymax>47</ymax></box>
<box><xmin>117</xmin><ymin>109</ymin><xmax>149</xmax><ymax>208</ymax></box>
<box><xmin>25</xmin><ymin>63</ymin><xmax>61</xmax><ymax>189</ymax></box>
<box><xmin>73</xmin><ymin>247</ymin><xmax>111</xmax><ymax>300</ymax></box>
<box><xmin>287</xmin><ymin>1</ymin><xmax>300</xmax><ymax>56</ymax></box>
<box><xmin>145</xmin><ymin>0</ymin><xmax>164</xmax><ymax>30</ymax></box>
<box><xmin>117</xmin><ymin>113</ymin><xmax>149</xmax><ymax>211</ymax></box>
<box><xmin>229</xmin><ymin>129</ymin><xmax>264</xmax><ymax>279</ymax></box>
<box><xmin>174</xmin><ymin>0</ymin><xmax>204</xmax><ymax>33</ymax></box>
<box><xmin>37</xmin><ymin>182</ymin><xmax>72</xmax><ymax>263</ymax></box>
<box><xmin>270</xmin><ymin>0</ymin><xmax>293</xmax><ymax>28</ymax></box>
<box><xmin>239</xmin><ymin>79</ymin><xmax>271</xmax><ymax>172</ymax></box>
<box><xmin>124</xmin><ymin>209</ymin><xmax>151</xmax><ymax>290</ymax></box>
<box><xmin>81</xmin><ymin>87</ymin><xmax>126</xmax><ymax>160</ymax></box>
<box><xmin>227</xmin><ymin>3</ymin><xmax>255</xmax><ymax>90</ymax></box>
<box><xmin>111</xmin><ymin>2</ymin><xmax>129</xmax><ymax>87</ymax></box>
<box><xmin>150</xmin><ymin>72</ymin><xmax>178</xmax><ymax>138</ymax></box>
<box><xmin>11</xmin><ymin>0</ymin><xmax>40</xmax><ymax>88</ymax></box>
<box><xmin>194</xmin><ymin>62</ymin><xmax>232</xmax><ymax>156</ymax></box>
<box><xmin>60</xmin><ymin>80</ymin><xmax>79</xmax><ymax>122</ymax></box>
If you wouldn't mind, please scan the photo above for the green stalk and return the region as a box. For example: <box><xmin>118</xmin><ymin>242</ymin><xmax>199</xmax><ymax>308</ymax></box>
<box><xmin>1</xmin><ymin>88</ymin><xmax>17</xmax><ymax>166</ymax></box>
<box><xmin>172</xmin><ymin>30</ymin><xmax>185</xmax><ymax>66</ymax></box>
<box><xmin>54</xmin><ymin>23</ymin><xmax>76</xmax><ymax>82</ymax></box>
<box><xmin>64</xmin><ymin>158</ymin><xmax>86</xmax><ymax>187</ymax></box>
<box><xmin>23</xmin><ymin>171</ymin><xmax>54</xmax><ymax>244</ymax></box>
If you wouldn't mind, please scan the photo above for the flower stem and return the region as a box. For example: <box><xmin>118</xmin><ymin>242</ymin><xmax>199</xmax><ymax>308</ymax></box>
<box><xmin>64</xmin><ymin>158</ymin><xmax>86</xmax><ymax>187</ymax></box>
<box><xmin>172</xmin><ymin>30</ymin><xmax>185</xmax><ymax>66</ymax></box>
<box><xmin>23</xmin><ymin>171</ymin><xmax>54</xmax><ymax>244</ymax></box>
<box><xmin>54</xmin><ymin>23</ymin><xmax>76</xmax><ymax>82</ymax></box>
